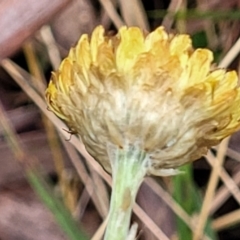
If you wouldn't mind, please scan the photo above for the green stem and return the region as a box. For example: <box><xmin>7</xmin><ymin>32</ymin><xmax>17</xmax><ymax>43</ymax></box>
<box><xmin>104</xmin><ymin>144</ymin><xmax>149</xmax><ymax>240</ymax></box>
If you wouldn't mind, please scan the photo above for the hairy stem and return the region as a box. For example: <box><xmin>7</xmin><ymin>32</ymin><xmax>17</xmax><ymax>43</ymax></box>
<box><xmin>104</xmin><ymin>144</ymin><xmax>148</xmax><ymax>240</ymax></box>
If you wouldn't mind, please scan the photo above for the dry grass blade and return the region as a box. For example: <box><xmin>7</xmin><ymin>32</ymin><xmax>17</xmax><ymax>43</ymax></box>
<box><xmin>212</xmin><ymin>208</ymin><xmax>240</xmax><ymax>231</ymax></box>
<box><xmin>226</xmin><ymin>147</ymin><xmax>240</xmax><ymax>162</ymax></box>
<box><xmin>98</xmin><ymin>0</ymin><xmax>125</xmax><ymax>29</ymax></box>
<box><xmin>40</xmin><ymin>25</ymin><xmax>62</xmax><ymax>70</ymax></box>
<box><xmin>193</xmin><ymin>138</ymin><xmax>229</xmax><ymax>240</ymax></box>
<box><xmin>23</xmin><ymin>40</ymin><xmax>65</xmax><ymax>175</ymax></box>
<box><xmin>60</xmin><ymin>137</ymin><xmax>108</xmax><ymax>219</ymax></box>
<box><xmin>1</xmin><ymin>59</ymin><xmax>171</xmax><ymax>240</ymax></box>
<box><xmin>91</xmin><ymin>217</ymin><xmax>109</xmax><ymax>240</ymax></box>
<box><xmin>209</xmin><ymin>147</ymin><xmax>240</xmax><ymax>214</ymax></box>
<box><xmin>206</xmin><ymin>151</ymin><xmax>240</xmax><ymax>210</ymax></box>
<box><xmin>89</xmin><ymin>168</ymin><xmax>110</xmax><ymax>215</ymax></box>
<box><xmin>75</xmin><ymin>187</ymin><xmax>91</xmax><ymax>220</ymax></box>
<box><xmin>196</xmin><ymin>0</ymin><xmax>218</xmax><ymax>49</ymax></box>
<box><xmin>175</xmin><ymin>0</ymin><xmax>187</xmax><ymax>33</ymax></box>
<box><xmin>145</xmin><ymin>178</ymin><xmax>210</xmax><ymax>240</ymax></box>
<box><xmin>145</xmin><ymin>179</ymin><xmax>192</xmax><ymax>228</ymax></box>
<box><xmin>133</xmin><ymin>204</ymin><xmax>169</xmax><ymax>240</ymax></box>
<box><xmin>210</xmin><ymin>168</ymin><xmax>240</xmax><ymax>215</ymax></box>
<box><xmin>162</xmin><ymin>0</ymin><xmax>183</xmax><ymax>31</ymax></box>
<box><xmin>0</xmin><ymin>101</ymin><xmax>26</xmax><ymax>163</ymax></box>
<box><xmin>23</xmin><ymin>41</ymin><xmax>80</xmax><ymax>212</ymax></box>
<box><xmin>218</xmin><ymin>36</ymin><xmax>240</xmax><ymax>68</ymax></box>
<box><xmin>117</xmin><ymin>0</ymin><xmax>149</xmax><ymax>30</ymax></box>
<box><xmin>23</xmin><ymin>41</ymin><xmax>46</xmax><ymax>94</ymax></box>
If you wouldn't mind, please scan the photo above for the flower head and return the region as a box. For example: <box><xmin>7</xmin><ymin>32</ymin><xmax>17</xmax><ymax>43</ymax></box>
<box><xmin>46</xmin><ymin>26</ymin><xmax>240</xmax><ymax>176</ymax></box>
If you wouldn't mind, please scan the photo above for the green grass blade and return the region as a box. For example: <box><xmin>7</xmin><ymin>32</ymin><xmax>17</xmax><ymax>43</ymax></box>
<box><xmin>147</xmin><ymin>9</ymin><xmax>240</xmax><ymax>20</ymax></box>
<box><xmin>27</xmin><ymin>169</ymin><xmax>88</xmax><ymax>240</ymax></box>
<box><xmin>173</xmin><ymin>164</ymin><xmax>216</xmax><ymax>240</ymax></box>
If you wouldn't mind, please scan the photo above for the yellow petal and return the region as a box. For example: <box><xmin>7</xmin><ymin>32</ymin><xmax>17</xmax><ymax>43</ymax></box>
<box><xmin>213</xmin><ymin>71</ymin><xmax>238</xmax><ymax>97</ymax></box>
<box><xmin>58</xmin><ymin>58</ymin><xmax>73</xmax><ymax>94</ymax></box>
<box><xmin>187</xmin><ymin>49</ymin><xmax>213</xmax><ymax>85</ymax></box>
<box><xmin>116</xmin><ymin>26</ymin><xmax>145</xmax><ymax>72</ymax></box>
<box><xmin>170</xmin><ymin>34</ymin><xmax>192</xmax><ymax>68</ymax></box>
<box><xmin>96</xmin><ymin>41</ymin><xmax>115</xmax><ymax>76</ymax></box>
<box><xmin>176</xmin><ymin>49</ymin><xmax>212</xmax><ymax>89</ymax></box>
<box><xmin>90</xmin><ymin>26</ymin><xmax>105</xmax><ymax>62</ymax></box>
<box><xmin>145</xmin><ymin>27</ymin><xmax>170</xmax><ymax>67</ymax></box>
<box><xmin>75</xmin><ymin>34</ymin><xmax>91</xmax><ymax>71</ymax></box>
<box><xmin>145</xmin><ymin>26</ymin><xmax>168</xmax><ymax>50</ymax></box>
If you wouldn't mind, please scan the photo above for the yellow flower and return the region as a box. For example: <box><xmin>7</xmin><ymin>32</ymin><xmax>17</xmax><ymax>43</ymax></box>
<box><xmin>46</xmin><ymin>25</ymin><xmax>240</xmax><ymax>176</ymax></box>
